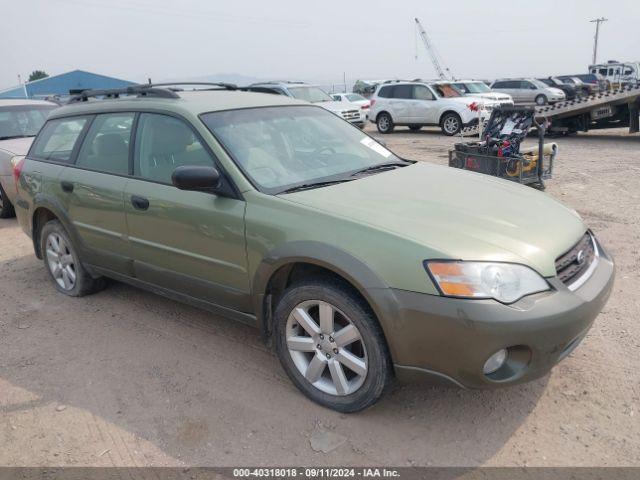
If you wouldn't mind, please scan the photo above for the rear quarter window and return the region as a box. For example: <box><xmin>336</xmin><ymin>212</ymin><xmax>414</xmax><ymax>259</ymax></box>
<box><xmin>377</xmin><ymin>86</ymin><xmax>392</xmax><ymax>98</ymax></box>
<box><xmin>30</xmin><ymin>116</ymin><xmax>89</xmax><ymax>163</ymax></box>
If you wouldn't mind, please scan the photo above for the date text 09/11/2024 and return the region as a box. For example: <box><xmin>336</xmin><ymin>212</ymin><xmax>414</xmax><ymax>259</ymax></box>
<box><xmin>232</xmin><ymin>468</ymin><xmax>401</xmax><ymax>478</ymax></box>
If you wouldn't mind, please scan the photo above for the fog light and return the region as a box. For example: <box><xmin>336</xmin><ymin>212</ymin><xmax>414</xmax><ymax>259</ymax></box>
<box><xmin>483</xmin><ymin>349</ymin><xmax>507</xmax><ymax>375</ymax></box>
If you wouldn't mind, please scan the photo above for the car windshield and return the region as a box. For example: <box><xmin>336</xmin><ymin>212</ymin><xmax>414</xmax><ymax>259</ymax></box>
<box><xmin>346</xmin><ymin>94</ymin><xmax>366</xmax><ymax>102</ymax></box>
<box><xmin>288</xmin><ymin>86</ymin><xmax>333</xmax><ymax>103</ymax></box>
<box><xmin>0</xmin><ymin>105</ymin><xmax>55</xmax><ymax>140</ymax></box>
<box><xmin>431</xmin><ymin>84</ymin><xmax>462</xmax><ymax>98</ymax></box>
<box><xmin>461</xmin><ymin>82</ymin><xmax>491</xmax><ymax>93</ymax></box>
<box><xmin>201</xmin><ymin>105</ymin><xmax>402</xmax><ymax>194</ymax></box>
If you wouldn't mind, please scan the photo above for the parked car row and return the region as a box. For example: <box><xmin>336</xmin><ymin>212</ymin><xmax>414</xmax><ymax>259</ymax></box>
<box><xmin>368</xmin><ymin>80</ymin><xmax>502</xmax><ymax>136</ymax></box>
<box><xmin>243</xmin><ymin>81</ymin><xmax>367</xmax><ymax>128</ymax></box>
<box><xmin>6</xmin><ymin>82</ymin><xmax>614</xmax><ymax>412</ymax></box>
<box><xmin>490</xmin><ymin>78</ymin><xmax>566</xmax><ymax>105</ymax></box>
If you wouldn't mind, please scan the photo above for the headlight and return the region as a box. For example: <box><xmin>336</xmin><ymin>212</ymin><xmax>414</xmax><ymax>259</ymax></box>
<box><xmin>425</xmin><ymin>261</ymin><xmax>550</xmax><ymax>304</ymax></box>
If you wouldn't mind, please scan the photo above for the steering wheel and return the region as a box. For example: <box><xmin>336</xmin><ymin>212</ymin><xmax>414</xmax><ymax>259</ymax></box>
<box><xmin>301</xmin><ymin>146</ymin><xmax>336</xmax><ymax>167</ymax></box>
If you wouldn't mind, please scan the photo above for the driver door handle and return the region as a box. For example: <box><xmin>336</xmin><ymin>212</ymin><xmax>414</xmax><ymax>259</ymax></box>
<box><xmin>131</xmin><ymin>195</ymin><xmax>150</xmax><ymax>211</ymax></box>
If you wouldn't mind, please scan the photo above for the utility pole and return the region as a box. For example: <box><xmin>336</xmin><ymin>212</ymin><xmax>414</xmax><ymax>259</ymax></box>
<box><xmin>590</xmin><ymin>17</ymin><xmax>608</xmax><ymax>65</ymax></box>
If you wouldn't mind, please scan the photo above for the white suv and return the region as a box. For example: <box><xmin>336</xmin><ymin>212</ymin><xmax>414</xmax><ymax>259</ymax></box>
<box><xmin>369</xmin><ymin>82</ymin><xmax>495</xmax><ymax>135</ymax></box>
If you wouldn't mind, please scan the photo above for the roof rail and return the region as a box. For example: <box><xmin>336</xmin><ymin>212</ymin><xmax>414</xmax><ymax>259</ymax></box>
<box><xmin>147</xmin><ymin>82</ymin><xmax>238</xmax><ymax>91</ymax></box>
<box><xmin>68</xmin><ymin>85</ymin><xmax>180</xmax><ymax>103</ymax></box>
<box><xmin>68</xmin><ymin>82</ymin><xmax>237</xmax><ymax>104</ymax></box>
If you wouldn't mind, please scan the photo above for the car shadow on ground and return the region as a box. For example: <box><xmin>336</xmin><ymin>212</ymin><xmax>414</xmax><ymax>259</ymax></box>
<box><xmin>0</xmin><ymin>251</ymin><xmax>547</xmax><ymax>466</ymax></box>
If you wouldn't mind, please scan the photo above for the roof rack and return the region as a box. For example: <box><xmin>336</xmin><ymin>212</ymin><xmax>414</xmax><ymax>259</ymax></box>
<box><xmin>68</xmin><ymin>82</ymin><xmax>237</xmax><ymax>104</ymax></box>
<box><xmin>147</xmin><ymin>82</ymin><xmax>238</xmax><ymax>91</ymax></box>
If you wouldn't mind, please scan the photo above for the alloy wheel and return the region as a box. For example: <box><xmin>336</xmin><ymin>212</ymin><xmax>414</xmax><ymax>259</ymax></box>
<box><xmin>378</xmin><ymin>115</ymin><xmax>390</xmax><ymax>132</ymax></box>
<box><xmin>286</xmin><ymin>300</ymin><xmax>368</xmax><ymax>396</ymax></box>
<box><xmin>45</xmin><ymin>233</ymin><xmax>76</xmax><ymax>291</ymax></box>
<box><xmin>443</xmin><ymin>116</ymin><xmax>460</xmax><ymax>134</ymax></box>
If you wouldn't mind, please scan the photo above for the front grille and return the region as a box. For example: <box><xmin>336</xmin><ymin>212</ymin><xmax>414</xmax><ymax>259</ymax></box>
<box><xmin>341</xmin><ymin>110</ymin><xmax>360</xmax><ymax>121</ymax></box>
<box><xmin>555</xmin><ymin>233</ymin><xmax>597</xmax><ymax>287</ymax></box>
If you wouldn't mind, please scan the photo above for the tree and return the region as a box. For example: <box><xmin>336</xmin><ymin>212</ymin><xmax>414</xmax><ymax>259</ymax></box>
<box><xmin>28</xmin><ymin>70</ymin><xmax>49</xmax><ymax>82</ymax></box>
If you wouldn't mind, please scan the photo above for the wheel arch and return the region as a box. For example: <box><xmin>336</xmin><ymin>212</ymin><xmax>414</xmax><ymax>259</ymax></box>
<box><xmin>375</xmin><ymin>110</ymin><xmax>394</xmax><ymax>122</ymax></box>
<box><xmin>31</xmin><ymin>194</ymin><xmax>82</xmax><ymax>260</ymax></box>
<box><xmin>439</xmin><ymin>109</ymin><xmax>462</xmax><ymax>125</ymax></box>
<box><xmin>252</xmin><ymin>242</ymin><xmax>400</xmax><ymax>359</ymax></box>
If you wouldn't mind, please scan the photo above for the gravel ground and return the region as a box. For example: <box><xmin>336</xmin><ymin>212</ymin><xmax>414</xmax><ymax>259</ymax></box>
<box><xmin>0</xmin><ymin>125</ymin><xmax>638</xmax><ymax>467</ymax></box>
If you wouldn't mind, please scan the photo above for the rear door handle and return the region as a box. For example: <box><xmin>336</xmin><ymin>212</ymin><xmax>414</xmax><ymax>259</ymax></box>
<box><xmin>61</xmin><ymin>181</ymin><xmax>74</xmax><ymax>193</ymax></box>
<box><xmin>131</xmin><ymin>195</ymin><xmax>150</xmax><ymax>211</ymax></box>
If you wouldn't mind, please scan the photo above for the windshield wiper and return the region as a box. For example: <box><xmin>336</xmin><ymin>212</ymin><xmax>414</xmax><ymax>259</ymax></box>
<box><xmin>278</xmin><ymin>179</ymin><xmax>354</xmax><ymax>194</ymax></box>
<box><xmin>0</xmin><ymin>134</ymin><xmax>35</xmax><ymax>140</ymax></box>
<box><xmin>350</xmin><ymin>161</ymin><xmax>409</xmax><ymax>177</ymax></box>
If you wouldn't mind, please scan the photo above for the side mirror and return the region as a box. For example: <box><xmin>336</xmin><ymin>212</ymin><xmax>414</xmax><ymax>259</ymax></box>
<box><xmin>172</xmin><ymin>165</ymin><xmax>221</xmax><ymax>192</ymax></box>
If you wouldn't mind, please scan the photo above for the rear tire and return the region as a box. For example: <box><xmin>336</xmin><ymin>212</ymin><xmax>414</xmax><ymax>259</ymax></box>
<box><xmin>408</xmin><ymin>124</ymin><xmax>422</xmax><ymax>132</ymax></box>
<box><xmin>274</xmin><ymin>278</ymin><xmax>393</xmax><ymax>412</ymax></box>
<box><xmin>440</xmin><ymin>112</ymin><xmax>462</xmax><ymax>136</ymax></box>
<box><xmin>0</xmin><ymin>184</ymin><xmax>15</xmax><ymax>218</ymax></box>
<box><xmin>40</xmin><ymin>220</ymin><xmax>105</xmax><ymax>297</ymax></box>
<box><xmin>376</xmin><ymin>113</ymin><xmax>394</xmax><ymax>134</ymax></box>
<box><xmin>535</xmin><ymin>94</ymin><xmax>548</xmax><ymax>105</ymax></box>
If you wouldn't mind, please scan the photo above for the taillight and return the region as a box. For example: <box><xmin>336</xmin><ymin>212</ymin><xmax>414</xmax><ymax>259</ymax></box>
<box><xmin>11</xmin><ymin>157</ymin><xmax>25</xmax><ymax>193</ymax></box>
<box><xmin>370</xmin><ymin>99</ymin><xmax>376</xmax><ymax>107</ymax></box>
<box><xmin>361</xmin><ymin>103</ymin><xmax>370</xmax><ymax>109</ymax></box>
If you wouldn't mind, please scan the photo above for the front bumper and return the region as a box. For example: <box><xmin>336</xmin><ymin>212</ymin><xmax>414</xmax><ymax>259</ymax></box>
<box><xmin>374</xmin><ymin>242</ymin><xmax>614</xmax><ymax>388</ymax></box>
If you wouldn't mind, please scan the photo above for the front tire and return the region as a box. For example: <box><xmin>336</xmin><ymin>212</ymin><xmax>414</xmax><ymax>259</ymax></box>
<box><xmin>440</xmin><ymin>112</ymin><xmax>462</xmax><ymax>136</ymax></box>
<box><xmin>376</xmin><ymin>112</ymin><xmax>394</xmax><ymax>134</ymax></box>
<box><xmin>40</xmin><ymin>220</ymin><xmax>105</xmax><ymax>296</ymax></box>
<box><xmin>274</xmin><ymin>279</ymin><xmax>393</xmax><ymax>412</ymax></box>
<box><xmin>0</xmin><ymin>184</ymin><xmax>15</xmax><ymax>218</ymax></box>
<box><xmin>535</xmin><ymin>94</ymin><xmax>548</xmax><ymax>105</ymax></box>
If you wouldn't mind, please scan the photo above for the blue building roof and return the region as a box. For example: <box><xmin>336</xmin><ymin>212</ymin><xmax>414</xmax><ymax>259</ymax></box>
<box><xmin>0</xmin><ymin>70</ymin><xmax>136</xmax><ymax>99</ymax></box>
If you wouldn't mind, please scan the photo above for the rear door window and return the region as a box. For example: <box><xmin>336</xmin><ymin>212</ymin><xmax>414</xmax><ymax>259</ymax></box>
<box><xmin>75</xmin><ymin>113</ymin><xmax>134</xmax><ymax>175</ymax></box>
<box><xmin>377</xmin><ymin>86</ymin><xmax>392</xmax><ymax>98</ymax></box>
<box><xmin>133</xmin><ymin>113</ymin><xmax>215</xmax><ymax>184</ymax></box>
<box><xmin>392</xmin><ymin>85</ymin><xmax>413</xmax><ymax>99</ymax></box>
<box><xmin>30</xmin><ymin>116</ymin><xmax>89</xmax><ymax>163</ymax></box>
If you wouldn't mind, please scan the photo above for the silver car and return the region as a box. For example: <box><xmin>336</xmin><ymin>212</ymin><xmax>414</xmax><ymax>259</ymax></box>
<box><xmin>490</xmin><ymin>78</ymin><xmax>566</xmax><ymax>105</ymax></box>
<box><xmin>0</xmin><ymin>99</ymin><xmax>57</xmax><ymax>218</ymax></box>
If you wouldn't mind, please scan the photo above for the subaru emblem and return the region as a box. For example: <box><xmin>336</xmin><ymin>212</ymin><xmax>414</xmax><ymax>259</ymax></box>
<box><xmin>576</xmin><ymin>250</ymin><xmax>585</xmax><ymax>265</ymax></box>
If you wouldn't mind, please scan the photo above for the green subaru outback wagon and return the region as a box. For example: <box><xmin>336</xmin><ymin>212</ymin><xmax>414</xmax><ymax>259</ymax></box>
<box><xmin>13</xmin><ymin>83</ymin><xmax>614</xmax><ymax>412</ymax></box>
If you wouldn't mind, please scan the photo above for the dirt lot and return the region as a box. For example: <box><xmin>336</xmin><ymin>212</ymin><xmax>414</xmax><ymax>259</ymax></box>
<box><xmin>1</xmin><ymin>126</ymin><xmax>639</xmax><ymax>468</ymax></box>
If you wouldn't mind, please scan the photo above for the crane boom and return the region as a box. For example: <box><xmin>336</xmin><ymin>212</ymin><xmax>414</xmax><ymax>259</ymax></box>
<box><xmin>414</xmin><ymin>17</ymin><xmax>452</xmax><ymax>80</ymax></box>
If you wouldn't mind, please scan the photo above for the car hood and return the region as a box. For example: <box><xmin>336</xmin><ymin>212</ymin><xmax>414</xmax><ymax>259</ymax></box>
<box><xmin>0</xmin><ymin>137</ymin><xmax>33</xmax><ymax>156</ymax></box>
<box><xmin>316</xmin><ymin>101</ymin><xmax>360</xmax><ymax>113</ymax></box>
<box><xmin>447</xmin><ymin>96</ymin><xmax>500</xmax><ymax>107</ymax></box>
<box><xmin>548</xmin><ymin>87</ymin><xmax>565</xmax><ymax>96</ymax></box>
<box><xmin>467</xmin><ymin>92</ymin><xmax>513</xmax><ymax>102</ymax></box>
<box><xmin>281</xmin><ymin>162</ymin><xmax>585</xmax><ymax>277</ymax></box>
